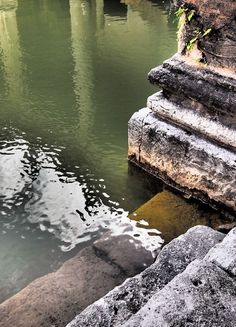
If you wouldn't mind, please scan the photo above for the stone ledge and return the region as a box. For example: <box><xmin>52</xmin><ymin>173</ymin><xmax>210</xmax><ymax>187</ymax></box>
<box><xmin>147</xmin><ymin>91</ymin><xmax>236</xmax><ymax>151</ymax></box>
<box><xmin>128</xmin><ymin>108</ymin><xmax>236</xmax><ymax>211</ymax></box>
<box><xmin>148</xmin><ymin>55</ymin><xmax>236</xmax><ymax>117</ymax></box>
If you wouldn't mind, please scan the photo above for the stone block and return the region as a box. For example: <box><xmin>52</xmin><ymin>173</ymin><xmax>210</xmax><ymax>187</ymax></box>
<box><xmin>128</xmin><ymin>107</ymin><xmax>236</xmax><ymax>211</ymax></box>
<box><xmin>147</xmin><ymin>91</ymin><xmax>236</xmax><ymax>150</ymax></box>
<box><xmin>205</xmin><ymin>227</ymin><xmax>236</xmax><ymax>276</ymax></box>
<box><xmin>123</xmin><ymin>259</ymin><xmax>236</xmax><ymax>327</ymax></box>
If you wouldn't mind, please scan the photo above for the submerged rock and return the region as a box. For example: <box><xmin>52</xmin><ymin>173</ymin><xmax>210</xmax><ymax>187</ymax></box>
<box><xmin>129</xmin><ymin>190</ymin><xmax>229</xmax><ymax>244</ymax></box>
<box><xmin>0</xmin><ymin>233</ymin><xmax>153</xmax><ymax>327</ymax></box>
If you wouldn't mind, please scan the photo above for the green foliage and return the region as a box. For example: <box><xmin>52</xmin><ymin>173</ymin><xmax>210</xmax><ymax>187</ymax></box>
<box><xmin>175</xmin><ymin>5</ymin><xmax>188</xmax><ymax>41</ymax></box>
<box><xmin>175</xmin><ymin>5</ymin><xmax>195</xmax><ymax>42</ymax></box>
<box><xmin>186</xmin><ymin>27</ymin><xmax>212</xmax><ymax>52</ymax></box>
<box><xmin>175</xmin><ymin>5</ymin><xmax>187</xmax><ymax>18</ymax></box>
<box><xmin>187</xmin><ymin>10</ymin><xmax>195</xmax><ymax>22</ymax></box>
<box><xmin>175</xmin><ymin>4</ymin><xmax>212</xmax><ymax>52</ymax></box>
<box><xmin>186</xmin><ymin>35</ymin><xmax>198</xmax><ymax>51</ymax></box>
<box><xmin>202</xmin><ymin>28</ymin><xmax>212</xmax><ymax>37</ymax></box>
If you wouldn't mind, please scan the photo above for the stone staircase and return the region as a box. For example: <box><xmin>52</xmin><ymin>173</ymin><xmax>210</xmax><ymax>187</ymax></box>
<box><xmin>67</xmin><ymin>225</ymin><xmax>236</xmax><ymax>327</ymax></box>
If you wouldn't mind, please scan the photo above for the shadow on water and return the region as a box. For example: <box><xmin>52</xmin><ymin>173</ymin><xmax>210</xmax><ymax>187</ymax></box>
<box><xmin>104</xmin><ymin>0</ymin><xmax>127</xmax><ymax>17</ymax></box>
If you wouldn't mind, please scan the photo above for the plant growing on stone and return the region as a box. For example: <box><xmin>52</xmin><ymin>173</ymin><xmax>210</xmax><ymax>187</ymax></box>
<box><xmin>175</xmin><ymin>5</ymin><xmax>196</xmax><ymax>43</ymax></box>
<box><xmin>186</xmin><ymin>28</ymin><xmax>212</xmax><ymax>51</ymax></box>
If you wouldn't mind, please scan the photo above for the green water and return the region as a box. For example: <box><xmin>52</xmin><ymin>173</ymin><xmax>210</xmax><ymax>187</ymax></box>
<box><xmin>0</xmin><ymin>0</ymin><xmax>178</xmax><ymax>302</ymax></box>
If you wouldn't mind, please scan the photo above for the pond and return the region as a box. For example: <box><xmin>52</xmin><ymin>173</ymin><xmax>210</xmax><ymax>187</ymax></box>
<box><xmin>0</xmin><ymin>0</ymin><xmax>227</xmax><ymax>304</ymax></box>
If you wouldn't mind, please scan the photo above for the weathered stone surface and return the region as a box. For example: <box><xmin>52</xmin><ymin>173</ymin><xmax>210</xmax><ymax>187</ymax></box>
<box><xmin>174</xmin><ymin>0</ymin><xmax>236</xmax><ymax>70</ymax></box>
<box><xmin>123</xmin><ymin>259</ymin><xmax>236</xmax><ymax>327</ymax></box>
<box><xmin>205</xmin><ymin>227</ymin><xmax>236</xmax><ymax>276</ymax></box>
<box><xmin>174</xmin><ymin>0</ymin><xmax>236</xmax><ymax>29</ymax></box>
<box><xmin>147</xmin><ymin>91</ymin><xmax>236</xmax><ymax>150</ymax></box>
<box><xmin>128</xmin><ymin>107</ymin><xmax>236</xmax><ymax>211</ymax></box>
<box><xmin>216</xmin><ymin>222</ymin><xmax>236</xmax><ymax>234</ymax></box>
<box><xmin>148</xmin><ymin>55</ymin><xmax>236</xmax><ymax>119</ymax></box>
<box><xmin>0</xmin><ymin>233</ymin><xmax>153</xmax><ymax>327</ymax></box>
<box><xmin>128</xmin><ymin>2</ymin><xmax>236</xmax><ymax>212</ymax></box>
<box><xmin>122</xmin><ymin>227</ymin><xmax>236</xmax><ymax>327</ymax></box>
<box><xmin>67</xmin><ymin>226</ymin><xmax>224</xmax><ymax>327</ymax></box>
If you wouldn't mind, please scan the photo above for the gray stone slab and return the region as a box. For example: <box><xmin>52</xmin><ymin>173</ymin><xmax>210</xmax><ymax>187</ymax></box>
<box><xmin>67</xmin><ymin>226</ymin><xmax>224</xmax><ymax>327</ymax></box>
<box><xmin>205</xmin><ymin>227</ymin><xmax>236</xmax><ymax>276</ymax></box>
<box><xmin>122</xmin><ymin>226</ymin><xmax>236</xmax><ymax>327</ymax></box>
<box><xmin>123</xmin><ymin>258</ymin><xmax>236</xmax><ymax>327</ymax></box>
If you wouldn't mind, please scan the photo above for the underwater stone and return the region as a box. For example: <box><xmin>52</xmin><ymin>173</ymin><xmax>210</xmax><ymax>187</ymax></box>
<box><xmin>0</xmin><ymin>233</ymin><xmax>153</xmax><ymax>327</ymax></box>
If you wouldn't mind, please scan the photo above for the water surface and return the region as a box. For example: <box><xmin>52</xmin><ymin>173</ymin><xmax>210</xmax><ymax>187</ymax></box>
<box><xmin>0</xmin><ymin>0</ymin><xmax>185</xmax><ymax>302</ymax></box>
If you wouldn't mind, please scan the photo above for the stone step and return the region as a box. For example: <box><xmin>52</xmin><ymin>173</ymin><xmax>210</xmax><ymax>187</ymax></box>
<box><xmin>148</xmin><ymin>55</ymin><xmax>236</xmax><ymax>120</ymax></box>
<box><xmin>122</xmin><ymin>228</ymin><xmax>236</xmax><ymax>327</ymax></box>
<box><xmin>147</xmin><ymin>91</ymin><xmax>236</xmax><ymax>152</ymax></box>
<box><xmin>66</xmin><ymin>226</ymin><xmax>224</xmax><ymax>327</ymax></box>
<box><xmin>128</xmin><ymin>107</ymin><xmax>236</xmax><ymax>211</ymax></box>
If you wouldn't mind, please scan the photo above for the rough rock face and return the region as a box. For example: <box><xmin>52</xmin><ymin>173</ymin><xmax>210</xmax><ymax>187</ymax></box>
<box><xmin>175</xmin><ymin>0</ymin><xmax>236</xmax><ymax>27</ymax></box>
<box><xmin>67</xmin><ymin>226</ymin><xmax>224</xmax><ymax>327</ymax></box>
<box><xmin>148</xmin><ymin>57</ymin><xmax>236</xmax><ymax>126</ymax></box>
<box><xmin>0</xmin><ymin>233</ymin><xmax>153</xmax><ymax>327</ymax></box>
<box><xmin>147</xmin><ymin>91</ymin><xmax>236</xmax><ymax>150</ymax></box>
<box><xmin>122</xmin><ymin>228</ymin><xmax>236</xmax><ymax>327</ymax></box>
<box><xmin>128</xmin><ymin>0</ymin><xmax>236</xmax><ymax>212</ymax></box>
<box><xmin>174</xmin><ymin>0</ymin><xmax>236</xmax><ymax>70</ymax></box>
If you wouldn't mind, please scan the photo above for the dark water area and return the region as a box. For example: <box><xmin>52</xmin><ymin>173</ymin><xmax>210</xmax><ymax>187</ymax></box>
<box><xmin>0</xmin><ymin>0</ymin><xmax>215</xmax><ymax>303</ymax></box>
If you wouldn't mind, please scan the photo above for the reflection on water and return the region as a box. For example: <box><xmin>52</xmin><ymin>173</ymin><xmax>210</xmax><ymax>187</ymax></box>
<box><xmin>104</xmin><ymin>0</ymin><xmax>127</xmax><ymax>17</ymax></box>
<box><xmin>0</xmin><ymin>0</ymin><xmax>24</xmax><ymax>100</ymax></box>
<box><xmin>0</xmin><ymin>0</ymin><xmax>179</xmax><ymax>302</ymax></box>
